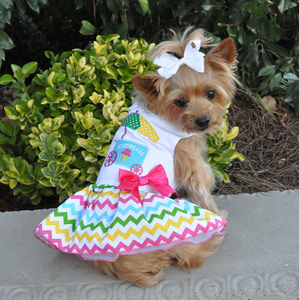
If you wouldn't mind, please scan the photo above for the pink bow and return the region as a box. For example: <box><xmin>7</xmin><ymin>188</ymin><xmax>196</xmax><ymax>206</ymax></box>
<box><xmin>117</xmin><ymin>164</ymin><xmax>178</xmax><ymax>201</ymax></box>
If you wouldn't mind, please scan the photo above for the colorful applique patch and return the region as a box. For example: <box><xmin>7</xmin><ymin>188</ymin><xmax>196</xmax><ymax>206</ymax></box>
<box><xmin>122</xmin><ymin>112</ymin><xmax>159</xmax><ymax>143</ymax></box>
<box><xmin>105</xmin><ymin>139</ymin><xmax>148</xmax><ymax>175</ymax></box>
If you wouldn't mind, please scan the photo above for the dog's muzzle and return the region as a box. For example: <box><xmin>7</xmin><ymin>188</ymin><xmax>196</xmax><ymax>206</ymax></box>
<box><xmin>196</xmin><ymin>116</ymin><xmax>210</xmax><ymax>131</ymax></box>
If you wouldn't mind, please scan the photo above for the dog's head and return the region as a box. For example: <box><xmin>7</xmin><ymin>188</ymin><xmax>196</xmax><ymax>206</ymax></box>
<box><xmin>132</xmin><ymin>28</ymin><xmax>238</xmax><ymax>134</ymax></box>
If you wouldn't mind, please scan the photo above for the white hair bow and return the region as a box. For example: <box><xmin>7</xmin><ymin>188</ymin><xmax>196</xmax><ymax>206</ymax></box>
<box><xmin>153</xmin><ymin>39</ymin><xmax>205</xmax><ymax>79</ymax></box>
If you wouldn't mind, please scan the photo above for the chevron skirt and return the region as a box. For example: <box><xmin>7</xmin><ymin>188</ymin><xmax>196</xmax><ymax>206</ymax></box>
<box><xmin>34</xmin><ymin>185</ymin><xmax>227</xmax><ymax>261</ymax></box>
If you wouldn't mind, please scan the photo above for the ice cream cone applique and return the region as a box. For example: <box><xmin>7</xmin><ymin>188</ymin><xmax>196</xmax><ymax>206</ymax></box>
<box><xmin>137</xmin><ymin>115</ymin><xmax>159</xmax><ymax>143</ymax></box>
<box><xmin>121</xmin><ymin>148</ymin><xmax>131</xmax><ymax>161</ymax></box>
<box><xmin>121</xmin><ymin>112</ymin><xmax>159</xmax><ymax>143</ymax></box>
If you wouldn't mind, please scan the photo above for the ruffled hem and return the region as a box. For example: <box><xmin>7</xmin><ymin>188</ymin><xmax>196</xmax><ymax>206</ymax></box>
<box><xmin>33</xmin><ymin>185</ymin><xmax>227</xmax><ymax>261</ymax></box>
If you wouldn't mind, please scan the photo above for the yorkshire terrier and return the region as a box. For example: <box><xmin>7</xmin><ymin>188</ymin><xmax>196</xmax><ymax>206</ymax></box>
<box><xmin>34</xmin><ymin>27</ymin><xmax>237</xmax><ymax>288</ymax></box>
<box><xmin>92</xmin><ymin>28</ymin><xmax>237</xmax><ymax>286</ymax></box>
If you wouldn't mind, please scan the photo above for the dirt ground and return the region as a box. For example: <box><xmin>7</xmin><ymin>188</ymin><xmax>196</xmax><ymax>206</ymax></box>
<box><xmin>0</xmin><ymin>86</ymin><xmax>298</xmax><ymax>212</ymax></box>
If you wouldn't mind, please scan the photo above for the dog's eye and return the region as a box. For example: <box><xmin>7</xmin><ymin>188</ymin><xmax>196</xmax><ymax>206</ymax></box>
<box><xmin>206</xmin><ymin>90</ymin><xmax>216</xmax><ymax>100</ymax></box>
<box><xmin>174</xmin><ymin>99</ymin><xmax>188</xmax><ymax>107</ymax></box>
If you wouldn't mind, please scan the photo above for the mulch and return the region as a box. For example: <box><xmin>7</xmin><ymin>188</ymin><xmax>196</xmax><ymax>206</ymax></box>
<box><xmin>0</xmin><ymin>86</ymin><xmax>298</xmax><ymax>212</ymax></box>
<box><xmin>214</xmin><ymin>91</ymin><xmax>299</xmax><ymax>195</ymax></box>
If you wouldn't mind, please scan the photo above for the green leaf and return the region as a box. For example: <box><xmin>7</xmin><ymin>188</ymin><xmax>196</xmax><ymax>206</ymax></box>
<box><xmin>0</xmin><ymin>146</ymin><xmax>6</xmax><ymax>155</ymax></box>
<box><xmin>59</xmin><ymin>51</ymin><xmax>72</xmax><ymax>62</ymax></box>
<box><xmin>38</xmin><ymin>151</ymin><xmax>52</xmax><ymax>161</ymax></box>
<box><xmin>21</xmin><ymin>62</ymin><xmax>38</xmax><ymax>76</ymax></box>
<box><xmin>269</xmin><ymin>72</ymin><xmax>282</xmax><ymax>92</ymax></box>
<box><xmin>9</xmin><ymin>178</ymin><xmax>18</xmax><ymax>189</ymax></box>
<box><xmin>120</xmin><ymin>74</ymin><xmax>131</xmax><ymax>83</ymax></box>
<box><xmin>251</xmin><ymin>14</ymin><xmax>270</xmax><ymax>40</ymax></box>
<box><xmin>30</xmin><ymin>193</ymin><xmax>41</xmax><ymax>205</ymax></box>
<box><xmin>43</xmin><ymin>161</ymin><xmax>66</xmax><ymax>178</ymax></box>
<box><xmin>255</xmin><ymin>1</ymin><xmax>268</xmax><ymax>17</ymax></box>
<box><xmin>64</xmin><ymin>169</ymin><xmax>80</xmax><ymax>182</ymax></box>
<box><xmin>261</xmin><ymin>45</ymin><xmax>274</xmax><ymax>66</ymax></box>
<box><xmin>222</xmin><ymin>172</ymin><xmax>231</xmax><ymax>183</ymax></box>
<box><xmin>80</xmin><ymin>20</ymin><xmax>96</xmax><ymax>36</ymax></box>
<box><xmin>103</xmin><ymin>34</ymin><xmax>120</xmax><ymax>44</ymax></box>
<box><xmin>262</xmin><ymin>41</ymin><xmax>289</xmax><ymax>58</ymax></box>
<box><xmin>258</xmin><ymin>65</ymin><xmax>276</xmax><ymax>77</ymax></box>
<box><xmin>6</xmin><ymin>169</ymin><xmax>18</xmax><ymax>178</ymax></box>
<box><xmin>17</xmin><ymin>174</ymin><xmax>35</xmax><ymax>185</ymax></box>
<box><xmin>39</xmin><ymin>178</ymin><xmax>53</xmax><ymax>187</ymax></box>
<box><xmin>26</xmin><ymin>0</ymin><xmax>41</xmax><ymax>13</ymax></box>
<box><xmin>231</xmin><ymin>152</ymin><xmax>245</xmax><ymax>161</ymax></box>
<box><xmin>13</xmin><ymin>184</ymin><xmax>35</xmax><ymax>195</ymax></box>
<box><xmin>268</xmin><ymin>17</ymin><xmax>281</xmax><ymax>43</ymax></box>
<box><xmin>15</xmin><ymin>0</ymin><xmax>27</xmax><ymax>14</ymax></box>
<box><xmin>0</xmin><ymin>174</ymin><xmax>10</xmax><ymax>184</ymax></box>
<box><xmin>117</xmin><ymin>20</ymin><xmax>128</xmax><ymax>39</ymax></box>
<box><xmin>45</xmin><ymin>51</ymin><xmax>58</xmax><ymax>63</ymax></box>
<box><xmin>1</xmin><ymin>0</ymin><xmax>14</xmax><ymax>9</ymax></box>
<box><xmin>223</xmin><ymin>127</ymin><xmax>239</xmax><ymax>142</ymax></box>
<box><xmin>57</xmin><ymin>73</ymin><xmax>66</xmax><ymax>82</ymax></box>
<box><xmin>74</xmin><ymin>0</ymin><xmax>84</xmax><ymax>9</ymax></box>
<box><xmin>11</xmin><ymin>64</ymin><xmax>21</xmax><ymax>74</ymax></box>
<box><xmin>293</xmin><ymin>38</ymin><xmax>299</xmax><ymax>57</ymax></box>
<box><xmin>0</xmin><ymin>134</ymin><xmax>9</xmax><ymax>144</ymax></box>
<box><xmin>11</xmin><ymin>64</ymin><xmax>23</xmax><ymax>81</ymax></box>
<box><xmin>57</xmin><ymin>154</ymin><xmax>74</xmax><ymax>165</ymax></box>
<box><xmin>105</xmin><ymin>65</ymin><xmax>118</xmax><ymax>80</ymax></box>
<box><xmin>202</xmin><ymin>0</ymin><xmax>225</xmax><ymax>11</ymax></box>
<box><xmin>242</xmin><ymin>42</ymin><xmax>259</xmax><ymax>71</ymax></box>
<box><xmin>138</xmin><ymin>0</ymin><xmax>150</xmax><ymax>14</ymax></box>
<box><xmin>0</xmin><ymin>48</ymin><xmax>5</xmax><ymax>61</ymax></box>
<box><xmin>278</xmin><ymin>0</ymin><xmax>297</xmax><ymax>13</ymax></box>
<box><xmin>283</xmin><ymin>73</ymin><xmax>299</xmax><ymax>82</ymax></box>
<box><xmin>82</xmin><ymin>151</ymin><xmax>97</xmax><ymax>162</ymax></box>
<box><xmin>29</xmin><ymin>188</ymin><xmax>39</xmax><ymax>200</ymax></box>
<box><xmin>0</xmin><ymin>120</ymin><xmax>13</xmax><ymax>136</ymax></box>
<box><xmin>77</xmin><ymin>138</ymin><xmax>95</xmax><ymax>153</ymax></box>
<box><xmin>0</xmin><ymin>29</ymin><xmax>14</xmax><ymax>50</ymax></box>
<box><xmin>285</xmin><ymin>80</ymin><xmax>299</xmax><ymax>104</ymax></box>
<box><xmin>0</xmin><ymin>74</ymin><xmax>16</xmax><ymax>85</ymax></box>
<box><xmin>237</xmin><ymin>26</ymin><xmax>246</xmax><ymax>45</ymax></box>
<box><xmin>4</xmin><ymin>106</ymin><xmax>18</xmax><ymax>120</ymax></box>
<box><xmin>106</xmin><ymin>0</ymin><xmax>120</xmax><ymax>13</ymax></box>
<box><xmin>39</xmin><ymin>187</ymin><xmax>54</xmax><ymax>197</ymax></box>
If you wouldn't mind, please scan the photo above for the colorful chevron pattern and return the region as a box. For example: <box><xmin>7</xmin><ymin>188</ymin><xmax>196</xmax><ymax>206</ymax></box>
<box><xmin>34</xmin><ymin>185</ymin><xmax>227</xmax><ymax>261</ymax></box>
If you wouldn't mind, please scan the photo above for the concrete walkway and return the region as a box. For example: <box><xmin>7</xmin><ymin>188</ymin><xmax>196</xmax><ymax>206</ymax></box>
<box><xmin>1</xmin><ymin>190</ymin><xmax>299</xmax><ymax>300</ymax></box>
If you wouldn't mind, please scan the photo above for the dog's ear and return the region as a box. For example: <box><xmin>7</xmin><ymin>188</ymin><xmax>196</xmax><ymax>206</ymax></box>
<box><xmin>132</xmin><ymin>74</ymin><xmax>159</xmax><ymax>99</ymax></box>
<box><xmin>210</xmin><ymin>38</ymin><xmax>236</xmax><ymax>64</ymax></box>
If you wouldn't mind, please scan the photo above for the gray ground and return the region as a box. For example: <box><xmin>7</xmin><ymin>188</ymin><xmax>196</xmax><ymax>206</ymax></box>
<box><xmin>1</xmin><ymin>189</ymin><xmax>299</xmax><ymax>300</ymax></box>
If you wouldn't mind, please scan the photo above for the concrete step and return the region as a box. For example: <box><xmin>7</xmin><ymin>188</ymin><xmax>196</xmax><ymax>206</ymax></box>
<box><xmin>1</xmin><ymin>189</ymin><xmax>299</xmax><ymax>300</ymax></box>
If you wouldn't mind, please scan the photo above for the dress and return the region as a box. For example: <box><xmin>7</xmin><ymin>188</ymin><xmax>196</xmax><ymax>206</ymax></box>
<box><xmin>34</xmin><ymin>102</ymin><xmax>227</xmax><ymax>262</ymax></box>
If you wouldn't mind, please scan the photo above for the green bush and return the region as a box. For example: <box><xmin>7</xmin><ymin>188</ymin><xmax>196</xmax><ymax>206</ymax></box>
<box><xmin>0</xmin><ymin>0</ymin><xmax>96</xmax><ymax>73</ymax></box>
<box><xmin>2</xmin><ymin>1</ymin><xmax>299</xmax><ymax>113</ymax></box>
<box><xmin>206</xmin><ymin>105</ymin><xmax>244</xmax><ymax>183</ymax></box>
<box><xmin>0</xmin><ymin>0</ymin><xmax>48</xmax><ymax>69</ymax></box>
<box><xmin>0</xmin><ymin>34</ymin><xmax>243</xmax><ymax>204</ymax></box>
<box><xmin>79</xmin><ymin>0</ymin><xmax>299</xmax><ymax>114</ymax></box>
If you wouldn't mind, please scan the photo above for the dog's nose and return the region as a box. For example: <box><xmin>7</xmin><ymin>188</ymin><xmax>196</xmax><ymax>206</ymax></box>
<box><xmin>196</xmin><ymin>116</ymin><xmax>210</xmax><ymax>130</ymax></box>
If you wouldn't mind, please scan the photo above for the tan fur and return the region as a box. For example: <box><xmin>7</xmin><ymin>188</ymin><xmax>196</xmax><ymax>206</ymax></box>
<box><xmin>93</xmin><ymin>27</ymin><xmax>237</xmax><ymax>287</ymax></box>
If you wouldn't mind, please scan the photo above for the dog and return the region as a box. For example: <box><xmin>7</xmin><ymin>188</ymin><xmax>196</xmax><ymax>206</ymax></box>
<box><xmin>92</xmin><ymin>28</ymin><xmax>237</xmax><ymax>286</ymax></box>
<box><xmin>34</xmin><ymin>27</ymin><xmax>237</xmax><ymax>288</ymax></box>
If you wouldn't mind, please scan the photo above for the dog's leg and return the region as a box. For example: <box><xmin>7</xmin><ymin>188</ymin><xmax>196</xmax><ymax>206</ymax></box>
<box><xmin>168</xmin><ymin>234</ymin><xmax>225</xmax><ymax>270</ymax></box>
<box><xmin>171</xmin><ymin>135</ymin><xmax>227</xmax><ymax>271</ymax></box>
<box><xmin>174</xmin><ymin>134</ymin><xmax>223</xmax><ymax>216</ymax></box>
<box><xmin>93</xmin><ymin>251</ymin><xmax>173</xmax><ymax>287</ymax></box>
